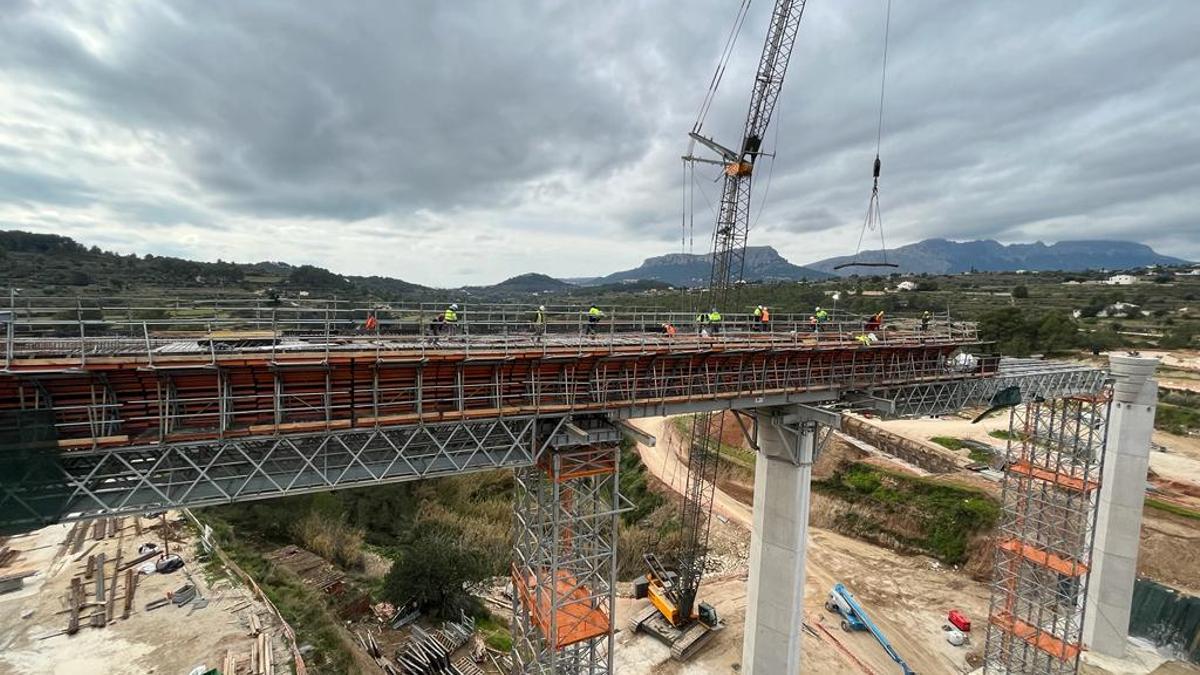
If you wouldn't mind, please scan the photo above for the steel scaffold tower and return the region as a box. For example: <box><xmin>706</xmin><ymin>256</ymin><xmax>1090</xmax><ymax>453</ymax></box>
<box><xmin>512</xmin><ymin>443</ymin><xmax>625</xmax><ymax>674</ymax></box>
<box><xmin>984</xmin><ymin>392</ymin><xmax>1112</xmax><ymax>674</ymax></box>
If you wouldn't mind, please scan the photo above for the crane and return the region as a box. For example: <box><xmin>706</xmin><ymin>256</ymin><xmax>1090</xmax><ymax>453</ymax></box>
<box><xmin>631</xmin><ymin>0</ymin><xmax>809</xmax><ymax>661</ymax></box>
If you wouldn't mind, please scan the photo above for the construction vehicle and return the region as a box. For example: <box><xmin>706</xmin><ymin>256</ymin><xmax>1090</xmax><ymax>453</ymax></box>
<box><xmin>824</xmin><ymin>583</ymin><xmax>916</xmax><ymax>675</ymax></box>
<box><xmin>630</xmin><ymin>0</ymin><xmax>809</xmax><ymax>661</ymax></box>
<box><xmin>630</xmin><ymin>553</ymin><xmax>721</xmax><ymax>660</ymax></box>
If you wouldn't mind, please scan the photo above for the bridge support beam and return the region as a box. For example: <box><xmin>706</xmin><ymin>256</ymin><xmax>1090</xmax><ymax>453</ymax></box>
<box><xmin>742</xmin><ymin>406</ymin><xmax>831</xmax><ymax>675</ymax></box>
<box><xmin>1084</xmin><ymin>355</ymin><xmax>1159</xmax><ymax>657</ymax></box>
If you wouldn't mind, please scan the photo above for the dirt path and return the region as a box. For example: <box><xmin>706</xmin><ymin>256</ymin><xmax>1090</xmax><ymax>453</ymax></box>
<box><xmin>619</xmin><ymin>417</ymin><xmax>988</xmax><ymax>674</ymax></box>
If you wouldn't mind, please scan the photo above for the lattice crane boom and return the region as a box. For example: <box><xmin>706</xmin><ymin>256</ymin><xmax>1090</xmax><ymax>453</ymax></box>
<box><xmin>674</xmin><ymin>0</ymin><xmax>808</xmax><ymax>624</ymax></box>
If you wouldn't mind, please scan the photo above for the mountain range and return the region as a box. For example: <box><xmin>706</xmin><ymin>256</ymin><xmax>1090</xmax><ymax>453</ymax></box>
<box><xmin>805</xmin><ymin>239</ymin><xmax>1188</xmax><ymax>276</ymax></box>
<box><xmin>1</xmin><ymin>230</ymin><xmax>1190</xmax><ymax>297</ymax></box>
<box><xmin>586</xmin><ymin>246</ymin><xmax>833</xmax><ymax>287</ymax></box>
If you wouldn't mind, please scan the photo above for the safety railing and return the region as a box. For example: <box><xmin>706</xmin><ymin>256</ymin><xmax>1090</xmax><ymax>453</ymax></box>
<box><xmin>1</xmin><ymin>294</ymin><xmax>977</xmax><ymax>367</ymax></box>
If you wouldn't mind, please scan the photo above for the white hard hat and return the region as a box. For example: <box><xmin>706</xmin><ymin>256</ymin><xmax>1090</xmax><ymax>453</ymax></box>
<box><xmin>539</xmin><ymin>305</ymin><xmax>545</xmax><ymax>310</ymax></box>
<box><xmin>816</xmin><ymin>306</ymin><xmax>822</xmax><ymax>311</ymax></box>
<box><xmin>450</xmin><ymin>303</ymin><xmax>459</xmax><ymax>310</ymax></box>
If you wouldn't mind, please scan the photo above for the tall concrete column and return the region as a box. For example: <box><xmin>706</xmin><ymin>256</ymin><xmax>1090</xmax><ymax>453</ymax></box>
<box><xmin>1083</xmin><ymin>354</ymin><xmax>1159</xmax><ymax>657</ymax></box>
<box><xmin>742</xmin><ymin>407</ymin><xmax>823</xmax><ymax>675</ymax></box>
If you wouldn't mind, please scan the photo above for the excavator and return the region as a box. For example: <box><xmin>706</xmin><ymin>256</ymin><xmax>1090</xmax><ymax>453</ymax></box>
<box><xmin>630</xmin><ymin>0</ymin><xmax>809</xmax><ymax>661</ymax></box>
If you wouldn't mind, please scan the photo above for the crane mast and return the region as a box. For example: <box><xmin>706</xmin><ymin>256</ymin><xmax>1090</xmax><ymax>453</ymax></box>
<box><xmin>675</xmin><ymin>0</ymin><xmax>808</xmax><ymax>623</ymax></box>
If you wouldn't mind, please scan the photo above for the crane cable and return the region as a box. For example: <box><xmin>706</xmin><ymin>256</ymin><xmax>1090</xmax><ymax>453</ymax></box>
<box><xmin>836</xmin><ymin>0</ymin><xmax>899</xmax><ymax>271</ymax></box>
<box><xmin>684</xmin><ymin>0</ymin><xmax>753</xmax><ymax>255</ymax></box>
<box><xmin>692</xmin><ymin>0</ymin><xmax>754</xmax><ymax>135</ymax></box>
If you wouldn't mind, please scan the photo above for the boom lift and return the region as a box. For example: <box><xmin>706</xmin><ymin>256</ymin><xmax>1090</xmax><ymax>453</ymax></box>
<box><xmin>631</xmin><ymin>0</ymin><xmax>809</xmax><ymax>661</ymax></box>
<box><xmin>825</xmin><ymin>583</ymin><xmax>916</xmax><ymax>675</ymax></box>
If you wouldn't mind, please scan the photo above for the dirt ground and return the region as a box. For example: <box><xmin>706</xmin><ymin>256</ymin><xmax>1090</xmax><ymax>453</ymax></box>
<box><xmin>619</xmin><ymin>417</ymin><xmax>988</xmax><ymax>674</ymax></box>
<box><xmin>0</xmin><ymin>514</ymin><xmax>285</xmax><ymax>675</ymax></box>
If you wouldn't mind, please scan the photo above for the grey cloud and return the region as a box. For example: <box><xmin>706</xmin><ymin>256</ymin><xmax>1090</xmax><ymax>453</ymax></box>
<box><xmin>0</xmin><ymin>166</ymin><xmax>94</xmax><ymax>206</ymax></box>
<box><xmin>0</xmin><ymin>0</ymin><xmax>1197</xmax><ymax>281</ymax></box>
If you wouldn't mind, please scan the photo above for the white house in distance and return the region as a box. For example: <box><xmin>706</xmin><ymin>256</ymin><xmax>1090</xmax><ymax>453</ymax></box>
<box><xmin>895</xmin><ymin>280</ymin><xmax>919</xmax><ymax>291</ymax></box>
<box><xmin>1105</xmin><ymin>274</ymin><xmax>1138</xmax><ymax>286</ymax></box>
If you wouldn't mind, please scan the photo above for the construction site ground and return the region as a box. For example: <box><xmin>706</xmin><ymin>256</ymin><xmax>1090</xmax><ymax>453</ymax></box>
<box><xmin>620</xmin><ymin>412</ymin><xmax>1200</xmax><ymax>674</ymax></box>
<box><xmin>619</xmin><ymin>417</ymin><xmax>992</xmax><ymax>675</ymax></box>
<box><xmin>0</xmin><ymin>514</ymin><xmax>286</xmax><ymax>675</ymax></box>
<box><xmin>869</xmin><ymin>406</ymin><xmax>1200</xmax><ymax>595</ymax></box>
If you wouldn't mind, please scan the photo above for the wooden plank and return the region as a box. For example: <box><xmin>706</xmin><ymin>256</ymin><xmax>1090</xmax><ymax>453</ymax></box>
<box><xmin>121</xmin><ymin>569</ymin><xmax>136</xmax><ymax>619</ymax></box>
<box><xmin>93</xmin><ymin>553</ymin><xmax>106</xmax><ymax>599</ymax></box>
<box><xmin>67</xmin><ymin>577</ymin><xmax>81</xmax><ymax>634</ymax></box>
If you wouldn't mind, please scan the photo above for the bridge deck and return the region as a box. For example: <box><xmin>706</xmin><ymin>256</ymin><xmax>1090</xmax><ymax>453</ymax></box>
<box><xmin>2</xmin><ymin>330</ymin><xmax>980</xmax><ymax>450</ymax></box>
<box><xmin>0</xmin><ymin>300</ymin><xmax>1107</xmax><ymax>531</ymax></box>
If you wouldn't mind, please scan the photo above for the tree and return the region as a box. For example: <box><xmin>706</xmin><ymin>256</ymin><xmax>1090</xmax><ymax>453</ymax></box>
<box><xmin>1012</xmin><ymin>285</ymin><xmax>1029</xmax><ymax>299</ymax></box>
<box><xmin>382</xmin><ymin>521</ymin><xmax>487</xmax><ymax>620</ymax></box>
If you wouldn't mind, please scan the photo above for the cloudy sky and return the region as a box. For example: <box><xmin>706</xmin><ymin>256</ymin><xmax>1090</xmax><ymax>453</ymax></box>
<box><xmin>1</xmin><ymin>1</ymin><xmax>1197</xmax><ymax>286</ymax></box>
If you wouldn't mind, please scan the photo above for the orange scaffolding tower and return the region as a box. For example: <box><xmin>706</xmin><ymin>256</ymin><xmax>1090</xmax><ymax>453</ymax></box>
<box><xmin>984</xmin><ymin>392</ymin><xmax>1111</xmax><ymax>673</ymax></box>
<box><xmin>511</xmin><ymin>443</ymin><xmax>625</xmax><ymax>673</ymax></box>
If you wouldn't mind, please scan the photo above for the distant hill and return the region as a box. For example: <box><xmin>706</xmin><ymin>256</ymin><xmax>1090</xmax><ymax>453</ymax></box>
<box><xmin>806</xmin><ymin>239</ymin><xmax>1189</xmax><ymax>276</ymax></box>
<box><xmin>486</xmin><ymin>273</ymin><xmax>572</xmax><ymax>293</ymax></box>
<box><xmin>0</xmin><ymin>229</ymin><xmax>427</xmax><ymax>296</ymax></box>
<box><xmin>592</xmin><ymin>246</ymin><xmax>832</xmax><ymax>287</ymax></box>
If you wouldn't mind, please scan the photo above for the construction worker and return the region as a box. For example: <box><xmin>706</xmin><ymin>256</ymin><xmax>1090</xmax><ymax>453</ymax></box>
<box><xmin>532</xmin><ymin>305</ymin><xmax>547</xmax><ymax>340</ymax></box>
<box><xmin>441</xmin><ymin>303</ymin><xmax>460</xmax><ymax>335</ymax></box>
<box><xmin>707</xmin><ymin>307</ymin><xmax>722</xmax><ymax>334</ymax></box>
<box><xmin>753</xmin><ymin>305</ymin><xmax>764</xmax><ymax>331</ymax></box>
<box><xmin>920</xmin><ymin>310</ymin><xmax>932</xmax><ymax>332</ymax></box>
<box><xmin>585</xmin><ymin>304</ymin><xmax>604</xmax><ymax>335</ymax></box>
<box><xmin>814</xmin><ymin>306</ymin><xmax>829</xmax><ymax>324</ymax></box>
<box><xmin>661</xmin><ymin>322</ymin><xmax>677</xmax><ymax>338</ymax></box>
<box><xmin>864</xmin><ymin>310</ymin><xmax>884</xmax><ymax>333</ymax></box>
<box><xmin>364</xmin><ymin>312</ymin><xmax>379</xmax><ymax>332</ymax></box>
<box><xmin>695</xmin><ymin>311</ymin><xmax>709</xmax><ymax>335</ymax></box>
<box><xmin>760</xmin><ymin>305</ymin><xmax>771</xmax><ymax>332</ymax></box>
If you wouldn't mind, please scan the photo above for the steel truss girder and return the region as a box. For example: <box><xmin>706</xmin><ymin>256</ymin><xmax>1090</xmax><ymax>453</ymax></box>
<box><xmin>0</xmin><ymin>416</ymin><xmax>588</xmax><ymax>532</ymax></box>
<box><xmin>876</xmin><ymin>360</ymin><xmax>1107</xmax><ymax>418</ymax></box>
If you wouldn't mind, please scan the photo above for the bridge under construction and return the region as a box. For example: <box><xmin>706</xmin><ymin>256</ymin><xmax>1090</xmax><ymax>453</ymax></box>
<box><xmin>0</xmin><ymin>296</ymin><xmax>1148</xmax><ymax>674</ymax></box>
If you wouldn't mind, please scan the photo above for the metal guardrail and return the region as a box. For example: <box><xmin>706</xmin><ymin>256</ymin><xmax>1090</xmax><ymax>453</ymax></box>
<box><xmin>1</xmin><ymin>294</ymin><xmax>977</xmax><ymax>366</ymax></box>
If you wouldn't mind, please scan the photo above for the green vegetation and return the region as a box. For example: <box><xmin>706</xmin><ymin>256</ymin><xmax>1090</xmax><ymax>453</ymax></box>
<box><xmin>619</xmin><ymin>437</ymin><xmax>664</xmax><ymax>524</ymax></box>
<box><xmin>199</xmin><ymin>516</ymin><xmax>360</xmax><ymax>673</ymax></box>
<box><xmin>1156</xmin><ymin>391</ymin><xmax>1200</xmax><ymax>435</ymax></box>
<box><xmin>930</xmin><ymin>436</ymin><xmax>965</xmax><ymax>450</ymax></box>
<box><xmin>1145</xmin><ymin>498</ymin><xmax>1200</xmax><ymax>522</ymax></box>
<box><xmin>382</xmin><ymin>519</ymin><xmax>488</xmax><ymax>619</ymax></box>
<box><xmin>672</xmin><ymin>415</ymin><xmax>756</xmax><ymax>472</ymax></box>
<box><xmin>476</xmin><ymin>613</ymin><xmax>514</xmax><ymax>652</ymax></box>
<box><xmin>989</xmin><ymin>429</ymin><xmax>1018</xmax><ymax>441</ymax></box>
<box><xmin>978</xmin><ymin>306</ymin><xmax>1081</xmax><ymax>355</ymax></box>
<box><xmin>1156</xmin><ymin>403</ymin><xmax>1200</xmax><ymax>436</ymax></box>
<box><xmin>815</xmin><ymin>462</ymin><xmax>1000</xmax><ymax>564</ymax></box>
<box><xmin>967</xmin><ymin>447</ymin><xmax>993</xmax><ymax>464</ymax></box>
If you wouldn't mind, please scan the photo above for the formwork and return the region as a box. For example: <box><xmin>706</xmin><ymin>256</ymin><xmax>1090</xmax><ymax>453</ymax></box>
<box><xmin>511</xmin><ymin>444</ymin><xmax>624</xmax><ymax>674</ymax></box>
<box><xmin>984</xmin><ymin>392</ymin><xmax>1112</xmax><ymax>674</ymax></box>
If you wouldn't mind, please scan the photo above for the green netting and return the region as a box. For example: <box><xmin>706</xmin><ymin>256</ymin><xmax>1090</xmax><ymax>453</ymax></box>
<box><xmin>0</xmin><ymin>409</ymin><xmax>68</xmax><ymax>535</ymax></box>
<box><xmin>1128</xmin><ymin>577</ymin><xmax>1200</xmax><ymax>663</ymax></box>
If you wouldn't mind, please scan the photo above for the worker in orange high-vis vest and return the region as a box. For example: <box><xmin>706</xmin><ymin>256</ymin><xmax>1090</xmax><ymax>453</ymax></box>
<box><xmin>760</xmin><ymin>305</ymin><xmax>771</xmax><ymax>331</ymax></box>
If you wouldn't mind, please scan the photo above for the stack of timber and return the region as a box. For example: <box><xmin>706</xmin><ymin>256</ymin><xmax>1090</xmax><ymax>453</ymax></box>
<box><xmin>250</xmin><ymin>630</ymin><xmax>276</xmax><ymax>675</ymax></box>
<box><xmin>264</xmin><ymin>545</ymin><xmax>345</xmax><ymax>594</ymax></box>
<box><xmin>357</xmin><ymin>629</ymin><xmax>401</xmax><ymax>675</ymax></box>
<box><xmin>394</xmin><ymin>615</ymin><xmax>478</xmax><ymax>675</ymax></box>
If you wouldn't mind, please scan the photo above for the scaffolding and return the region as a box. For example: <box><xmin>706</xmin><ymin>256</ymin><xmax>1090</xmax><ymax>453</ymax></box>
<box><xmin>512</xmin><ymin>442</ymin><xmax>625</xmax><ymax>674</ymax></box>
<box><xmin>984</xmin><ymin>391</ymin><xmax>1112</xmax><ymax>674</ymax></box>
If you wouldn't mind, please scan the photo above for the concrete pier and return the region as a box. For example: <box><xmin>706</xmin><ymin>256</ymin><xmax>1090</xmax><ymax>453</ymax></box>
<box><xmin>741</xmin><ymin>408</ymin><xmax>820</xmax><ymax>675</ymax></box>
<box><xmin>1083</xmin><ymin>354</ymin><xmax>1159</xmax><ymax>657</ymax></box>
